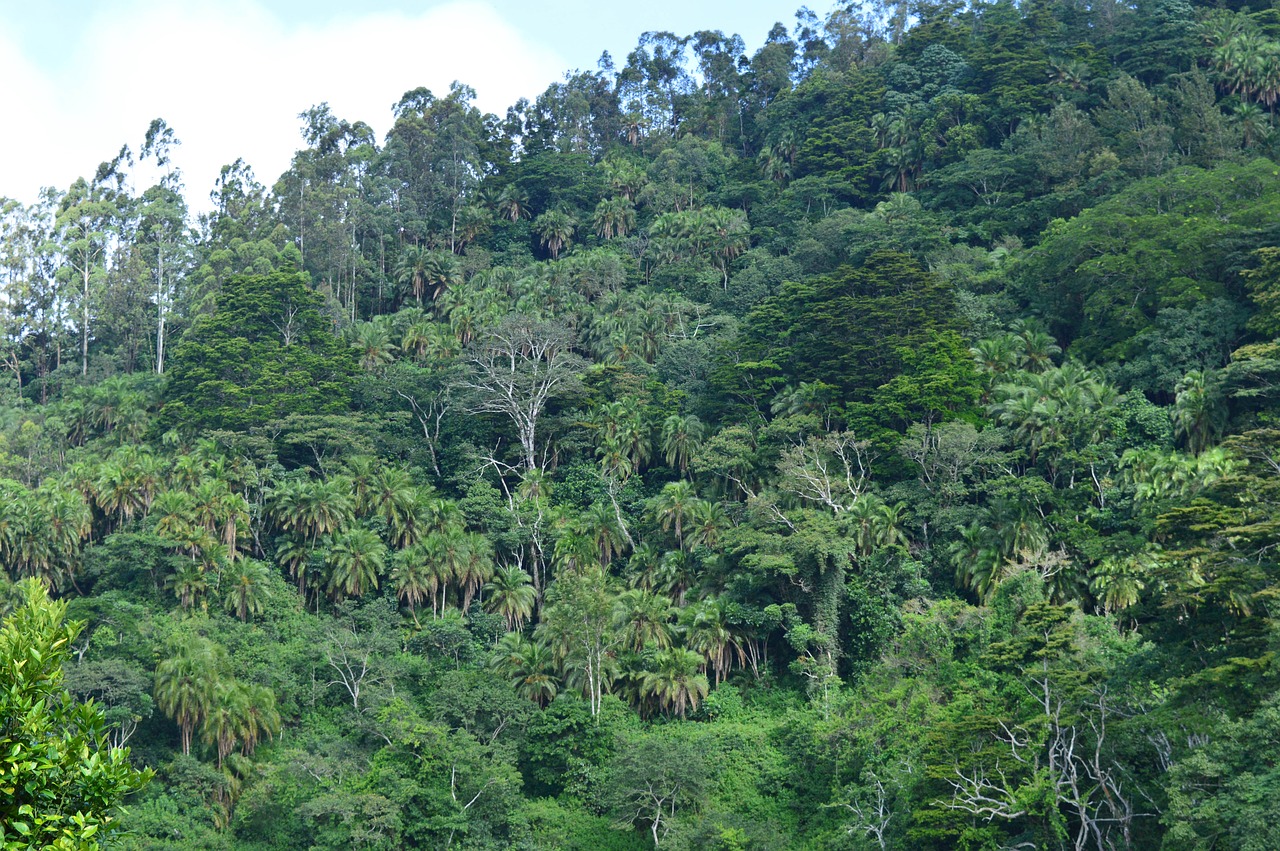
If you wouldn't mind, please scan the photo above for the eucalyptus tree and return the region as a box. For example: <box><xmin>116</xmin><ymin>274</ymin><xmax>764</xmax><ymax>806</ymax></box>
<box><xmin>537</xmin><ymin>566</ymin><xmax>620</xmax><ymax>716</ymax></box>
<box><xmin>54</xmin><ymin>172</ymin><xmax>122</xmax><ymax>376</ymax></box>
<box><xmin>136</xmin><ymin>118</ymin><xmax>191</xmax><ymax>374</ymax></box>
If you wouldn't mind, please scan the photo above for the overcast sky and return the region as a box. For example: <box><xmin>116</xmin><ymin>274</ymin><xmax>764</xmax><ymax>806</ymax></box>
<box><xmin>0</xmin><ymin>0</ymin><xmax>805</xmax><ymax>211</ymax></box>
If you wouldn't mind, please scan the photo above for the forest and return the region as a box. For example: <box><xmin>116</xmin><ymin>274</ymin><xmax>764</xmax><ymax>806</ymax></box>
<box><xmin>3</xmin><ymin>0</ymin><xmax>1280</xmax><ymax>848</ymax></box>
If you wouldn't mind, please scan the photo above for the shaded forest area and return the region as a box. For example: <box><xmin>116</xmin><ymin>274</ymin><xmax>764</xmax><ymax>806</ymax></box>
<box><xmin>5</xmin><ymin>0</ymin><xmax>1280</xmax><ymax>848</ymax></box>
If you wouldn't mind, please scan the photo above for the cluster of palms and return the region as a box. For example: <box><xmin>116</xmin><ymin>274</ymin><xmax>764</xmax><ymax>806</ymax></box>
<box><xmin>394</xmin><ymin>245</ymin><xmax>458</xmax><ymax>308</ymax></box>
<box><xmin>870</xmin><ymin>109</ymin><xmax>926</xmax><ymax>193</ymax></box>
<box><xmin>0</xmin><ymin>478</ymin><xmax>91</xmax><ymax>590</ymax></box>
<box><xmin>154</xmin><ymin>634</ymin><xmax>281</xmax><ymax>764</ymax></box>
<box><xmin>1202</xmin><ymin>12</ymin><xmax>1280</xmax><ymax>111</ymax></box>
<box><xmin>986</xmin><ymin>362</ymin><xmax>1120</xmax><ymax>466</ymax></box>
<box><xmin>580</xmin><ymin>289</ymin><xmax>689</xmax><ymax>365</ymax></box>
<box><xmin>970</xmin><ymin>325</ymin><xmax>1063</xmax><ymax>385</ymax></box>
<box><xmin>647</xmin><ymin>207</ymin><xmax>749</xmax><ymax>286</ymax></box>
<box><xmin>948</xmin><ymin>501</ymin><xmax>1053</xmax><ymax>604</ymax></box>
<box><xmin>491</xmin><ymin>589</ymin><xmax>752</xmax><ymax>719</ymax></box>
<box><xmin>154</xmin><ymin>632</ymin><xmax>282</xmax><ymax>824</ymax></box>
<box><xmin>55</xmin><ymin>373</ymin><xmax>158</xmax><ymax>448</ymax></box>
<box><xmin>267</xmin><ymin>460</ymin><xmax>498</xmax><ymax>618</ymax></box>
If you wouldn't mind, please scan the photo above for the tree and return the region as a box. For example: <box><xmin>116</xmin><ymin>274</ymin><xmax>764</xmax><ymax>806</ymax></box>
<box><xmin>484</xmin><ymin>563</ymin><xmax>536</xmax><ymax>631</ymax></box>
<box><xmin>537</xmin><ymin>567</ymin><xmax>620</xmax><ymax>716</ymax></box>
<box><xmin>458</xmin><ymin>316</ymin><xmax>585</xmax><ymax>473</ymax></box>
<box><xmin>492</xmin><ymin>633</ymin><xmax>559</xmax><ymax>707</ymax></box>
<box><xmin>651</xmin><ymin>481</ymin><xmax>699</xmax><ymax>550</ymax></box>
<box><xmin>1174</xmin><ymin>369</ymin><xmax>1227</xmax><ymax>455</ymax></box>
<box><xmin>161</xmin><ymin>271</ymin><xmax>357</xmax><ymax>432</ymax></box>
<box><xmin>154</xmin><ymin>634</ymin><xmax>221</xmax><ymax>755</ymax></box>
<box><xmin>533</xmin><ymin>210</ymin><xmax>576</xmax><ymax>259</ymax></box>
<box><xmin>641</xmin><ymin>649</ymin><xmax>709</xmax><ymax>719</ymax></box>
<box><xmin>54</xmin><ymin>174</ymin><xmax>120</xmax><ymax>376</ymax></box>
<box><xmin>613</xmin><ymin>588</ymin><xmax>676</xmax><ymax>652</ymax></box>
<box><xmin>0</xmin><ymin>580</ymin><xmax>152</xmax><ymax>849</ymax></box>
<box><xmin>660</xmin><ymin>414</ymin><xmax>704</xmax><ymax>478</ymax></box>
<box><xmin>223</xmin><ymin>559</ymin><xmax>271</xmax><ymax>621</ymax></box>
<box><xmin>603</xmin><ymin>733</ymin><xmax>707</xmax><ymax>847</ymax></box>
<box><xmin>326</xmin><ymin>527</ymin><xmax>386</xmax><ymax>602</ymax></box>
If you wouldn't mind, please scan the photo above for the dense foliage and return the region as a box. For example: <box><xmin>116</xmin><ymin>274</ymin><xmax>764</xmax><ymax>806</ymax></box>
<box><xmin>5</xmin><ymin>1</ymin><xmax>1280</xmax><ymax>847</ymax></box>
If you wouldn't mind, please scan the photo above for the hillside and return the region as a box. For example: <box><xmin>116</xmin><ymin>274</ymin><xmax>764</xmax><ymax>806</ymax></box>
<box><xmin>3</xmin><ymin>2</ymin><xmax>1280</xmax><ymax>848</ymax></box>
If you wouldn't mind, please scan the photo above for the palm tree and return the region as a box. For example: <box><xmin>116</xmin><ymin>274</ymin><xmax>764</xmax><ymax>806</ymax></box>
<box><xmin>201</xmin><ymin>680</ymin><xmax>248</xmax><ymax>769</ymax></box>
<box><xmin>400</xmin><ymin>316</ymin><xmax>435</xmax><ymax>360</ymax></box>
<box><xmin>326</xmin><ymin>527</ymin><xmax>386</xmax><ymax>601</ymax></box>
<box><xmin>641</xmin><ymin>648</ymin><xmax>709</xmax><ymax>718</ymax></box>
<box><xmin>1015</xmin><ymin>328</ymin><xmax>1061</xmax><ymax>373</ymax></box>
<box><xmin>1173</xmin><ymin>369</ymin><xmax>1227</xmax><ymax>456</ymax></box>
<box><xmin>660</xmin><ymin>414</ymin><xmax>705</xmax><ymax>478</ymax></box>
<box><xmin>496</xmin><ymin>185</ymin><xmax>531</xmax><ymax>221</ymax></box>
<box><xmin>392</xmin><ymin>544</ymin><xmax>433</xmax><ymax>625</ymax></box>
<box><xmin>593</xmin><ymin>197</ymin><xmax>636</xmax><ymax>239</ymax></box>
<box><xmin>36</xmin><ymin>485</ymin><xmax>92</xmax><ymax>588</ymax></box>
<box><xmin>237</xmin><ymin>683</ymin><xmax>281</xmax><ymax>758</ymax></box>
<box><xmin>155</xmin><ymin>635</ymin><xmax>221</xmax><ymax>755</ymax></box>
<box><xmin>652</xmin><ymin>481</ymin><xmax>699</xmax><ymax>550</ymax></box>
<box><xmin>94</xmin><ymin>459</ymin><xmax>145</xmax><ymax>529</ymax></box>
<box><xmin>846</xmin><ymin>495</ymin><xmax>907</xmax><ymax>557</ymax></box>
<box><xmin>455</xmin><ymin>202</ymin><xmax>492</xmax><ymax>249</ymax></box>
<box><xmin>626</xmin><ymin>542</ymin><xmax>665</xmax><ymax>592</ymax></box>
<box><xmin>396</xmin><ymin>244</ymin><xmax>432</xmax><ymax>306</ymax></box>
<box><xmin>274</xmin><ymin>534</ymin><xmax>315</xmax><ymax>597</ymax></box>
<box><xmin>367</xmin><ymin>467</ymin><xmax>418</xmax><ymax>547</ymax></box>
<box><xmin>613</xmin><ymin>588</ymin><xmax>676</xmax><ymax>652</ymax></box>
<box><xmin>685</xmin><ymin>500</ymin><xmax>728</xmax><ymax>551</ymax></box>
<box><xmin>655</xmin><ymin>549</ymin><xmax>698</xmax><ymax>606</ymax></box>
<box><xmin>553</xmin><ymin>528</ymin><xmax>599</xmax><ymax>576</ymax></box>
<box><xmin>223</xmin><ymin>559</ymin><xmax>271</xmax><ymax>622</ymax></box>
<box><xmin>456</xmin><ymin>532</ymin><xmax>494</xmax><ymax>613</ymax></box>
<box><xmin>0</xmin><ymin>495</ymin><xmax>20</xmax><ymax>568</ymax></box>
<box><xmin>169</xmin><ymin>562</ymin><xmax>209</xmax><ymax>611</ymax></box>
<box><xmin>971</xmin><ymin>334</ymin><xmax>1020</xmax><ymax>377</ymax></box>
<box><xmin>582</xmin><ymin>502</ymin><xmax>629</xmax><ymax>567</ymax></box>
<box><xmin>1234</xmin><ymin>102</ymin><xmax>1271</xmax><ymax>148</ymax></box>
<box><xmin>349</xmin><ymin>319</ymin><xmax>399</xmax><ymax>370</ymax></box>
<box><xmin>705</xmin><ymin>207</ymin><xmax>750</xmax><ymax>288</ymax></box>
<box><xmin>200</xmin><ymin>680</ymin><xmax>279</xmax><ymax>768</ymax></box>
<box><xmin>948</xmin><ymin>522</ymin><xmax>1003</xmax><ymax>604</ymax></box>
<box><xmin>1088</xmin><ymin>555</ymin><xmax>1147</xmax><ymax>616</ymax></box>
<box><xmin>603</xmin><ymin>158</ymin><xmax>647</xmax><ymax>200</ymax></box>
<box><xmin>420</xmin><ymin>251</ymin><xmax>459</xmax><ymax>306</ymax></box>
<box><xmin>297</xmin><ymin>477</ymin><xmax>355</xmax><ymax>544</ymax></box>
<box><xmin>681</xmin><ymin>597</ymin><xmax>743</xmax><ymax>685</ymax></box>
<box><xmin>533</xmin><ymin>210</ymin><xmax>576</xmax><ymax>259</ymax></box>
<box><xmin>492</xmin><ymin>633</ymin><xmax>559</xmax><ymax>706</ymax></box>
<box><xmin>484</xmin><ymin>564</ymin><xmax>536</xmax><ymax>631</ymax></box>
<box><xmin>421</xmin><ymin>526</ymin><xmax>468</xmax><ymax>614</ymax></box>
<box><xmin>151</xmin><ymin>490</ymin><xmax>196</xmax><ymax>543</ymax></box>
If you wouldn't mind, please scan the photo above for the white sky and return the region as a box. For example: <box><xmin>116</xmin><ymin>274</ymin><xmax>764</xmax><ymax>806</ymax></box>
<box><xmin>0</xmin><ymin>0</ymin><xmax>801</xmax><ymax>212</ymax></box>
